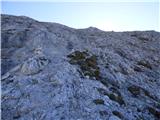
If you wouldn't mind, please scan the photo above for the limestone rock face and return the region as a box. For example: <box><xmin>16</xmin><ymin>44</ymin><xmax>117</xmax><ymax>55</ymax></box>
<box><xmin>21</xmin><ymin>55</ymin><xmax>49</xmax><ymax>75</ymax></box>
<box><xmin>1</xmin><ymin>14</ymin><xmax>160</xmax><ymax>120</ymax></box>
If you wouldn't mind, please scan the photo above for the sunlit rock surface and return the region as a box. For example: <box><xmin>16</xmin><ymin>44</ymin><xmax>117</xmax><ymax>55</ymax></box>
<box><xmin>1</xmin><ymin>14</ymin><xmax>160</xmax><ymax>120</ymax></box>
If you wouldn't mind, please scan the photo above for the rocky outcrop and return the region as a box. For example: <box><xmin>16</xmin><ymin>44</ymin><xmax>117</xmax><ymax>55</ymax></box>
<box><xmin>1</xmin><ymin>14</ymin><xmax>160</xmax><ymax>120</ymax></box>
<box><xmin>20</xmin><ymin>55</ymin><xmax>49</xmax><ymax>75</ymax></box>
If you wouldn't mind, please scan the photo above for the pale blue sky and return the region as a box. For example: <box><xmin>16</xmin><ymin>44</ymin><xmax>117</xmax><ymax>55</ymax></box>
<box><xmin>1</xmin><ymin>1</ymin><xmax>159</xmax><ymax>31</ymax></box>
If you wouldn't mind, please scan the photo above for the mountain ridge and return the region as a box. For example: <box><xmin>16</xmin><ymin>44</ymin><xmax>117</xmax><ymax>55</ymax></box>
<box><xmin>1</xmin><ymin>14</ymin><xmax>160</xmax><ymax>120</ymax></box>
<box><xmin>2</xmin><ymin>14</ymin><xmax>158</xmax><ymax>32</ymax></box>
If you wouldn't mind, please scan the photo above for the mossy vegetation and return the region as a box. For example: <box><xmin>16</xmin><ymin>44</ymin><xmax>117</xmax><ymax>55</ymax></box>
<box><xmin>128</xmin><ymin>85</ymin><xmax>141</xmax><ymax>97</ymax></box>
<box><xmin>128</xmin><ymin>85</ymin><xmax>156</xmax><ymax>101</ymax></box>
<box><xmin>99</xmin><ymin>79</ymin><xmax>109</xmax><ymax>87</ymax></box>
<box><xmin>137</xmin><ymin>60</ymin><xmax>152</xmax><ymax>69</ymax></box>
<box><xmin>143</xmin><ymin>89</ymin><xmax>155</xmax><ymax>100</ymax></box>
<box><xmin>67</xmin><ymin>50</ymin><xmax>100</xmax><ymax>79</ymax></box>
<box><xmin>97</xmin><ymin>87</ymin><xmax>125</xmax><ymax>106</ymax></box>
<box><xmin>107</xmin><ymin>87</ymin><xmax>125</xmax><ymax>106</ymax></box>
<box><xmin>85</xmin><ymin>55</ymin><xmax>97</xmax><ymax>68</ymax></box>
<box><xmin>133</xmin><ymin>65</ymin><xmax>143</xmax><ymax>72</ymax></box>
<box><xmin>67</xmin><ymin>51</ymin><xmax>87</xmax><ymax>61</ymax></box>
<box><xmin>112</xmin><ymin>111</ymin><xmax>124</xmax><ymax>119</ymax></box>
<box><xmin>147</xmin><ymin>106</ymin><xmax>160</xmax><ymax>118</ymax></box>
<box><xmin>93</xmin><ymin>99</ymin><xmax>105</xmax><ymax>105</ymax></box>
<box><xmin>107</xmin><ymin>93</ymin><xmax>125</xmax><ymax>105</ymax></box>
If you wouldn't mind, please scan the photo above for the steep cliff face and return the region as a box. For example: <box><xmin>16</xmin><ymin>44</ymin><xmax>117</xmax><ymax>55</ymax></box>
<box><xmin>1</xmin><ymin>14</ymin><xmax>160</xmax><ymax>120</ymax></box>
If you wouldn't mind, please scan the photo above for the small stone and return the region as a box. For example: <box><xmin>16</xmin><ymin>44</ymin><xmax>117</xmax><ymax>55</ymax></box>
<box><xmin>86</xmin><ymin>75</ymin><xmax>90</xmax><ymax>79</ymax></box>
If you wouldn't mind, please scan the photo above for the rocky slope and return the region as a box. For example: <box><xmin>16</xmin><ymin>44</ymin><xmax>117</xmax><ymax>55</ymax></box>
<box><xmin>1</xmin><ymin>14</ymin><xmax>160</xmax><ymax>120</ymax></box>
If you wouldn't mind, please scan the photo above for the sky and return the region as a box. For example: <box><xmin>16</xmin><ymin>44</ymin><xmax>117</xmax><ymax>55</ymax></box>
<box><xmin>1</xmin><ymin>1</ymin><xmax>159</xmax><ymax>31</ymax></box>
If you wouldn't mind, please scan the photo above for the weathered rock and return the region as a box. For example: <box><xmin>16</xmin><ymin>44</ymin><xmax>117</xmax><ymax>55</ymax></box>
<box><xmin>21</xmin><ymin>55</ymin><xmax>49</xmax><ymax>75</ymax></box>
<box><xmin>1</xmin><ymin>14</ymin><xmax>160</xmax><ymax>120</ymax></box>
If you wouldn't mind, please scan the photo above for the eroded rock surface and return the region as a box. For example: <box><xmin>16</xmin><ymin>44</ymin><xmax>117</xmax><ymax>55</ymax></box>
<box><xmin>20</xmin><ymin>55</ymin><xmax>49</xmax><ymax>75</ymax></box>
<box><xmin>1</xmin><ymin>14</ymin><xmax>160</xmax><ymax>120</ymax></box>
